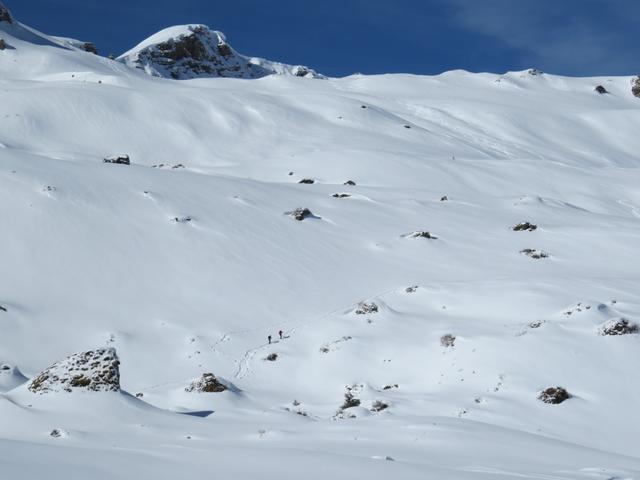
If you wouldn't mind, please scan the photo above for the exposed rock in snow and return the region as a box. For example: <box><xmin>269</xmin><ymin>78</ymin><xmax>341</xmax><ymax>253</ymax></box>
<box><xmin>185</xmin><ymin>373</ymin><xmax>227</xmax><ymax>393</ymax></box>
<box><xmin>103</xmin><ymin>154</ymin><xmax>130</xmax><ymax>165</ymax></box>
<box><xmin>632</xmin><ymin>76</ymin><xmax>640</xmax><ymax>98</ymax></box>
<box><xmin>538</xmin><ymin>386</ymin><xmax>571</xmax><ymax>404</ymax></box>
<box><xmin>0</xmin><ymin>1</ymin><xmax>13</xmax><ymax>24</ymax></box>
<box><xmin>594</xmin><ymin>85</ymin><xmax>608</xmax><ymax>94</ymax></box>
<box><xmin>287</xmin><ymin>207</ymin><xmax>314</xmax><ymax>221</ymax></box>
<box><xmin>355</xmin><ymin>302</ymin><xmax>378</xmax><ymax>315</ymax></box>
<box><xmin>440</xmin><ymin>334</ymin><xmax>456</xmax><ymax>348</ymax></box>
<box><xmin>118</xmin><ymin>25</ymin><xmax>323</xmax><ymax>80</ymax></box>
<box><xmin>520</xmin><ymin>248</ymin><xmax>549</xmax><ymax>259</ymax></box>
<box><xmin>51</xmin><ymin>36</ymin><xmax>98</xmax><ymax>54</ymax></box>
<box><xmin>600</xmin><ymin>318</ymin><xmax>639</xmax><ymax>336</ymax></box>
<box><xmin>406</xmin><ymin>230</ymin><xmax>437</xmax><ymax>239</ymax></box>
<box><xmin>512</xmin><ymin>222</ymin><xmax>538</xmax><ymax>232</ymax></box>
<box><xmin>28</xmin><ymin>348</ymin><xmax>120</xmax><ymax>394</ymax></box>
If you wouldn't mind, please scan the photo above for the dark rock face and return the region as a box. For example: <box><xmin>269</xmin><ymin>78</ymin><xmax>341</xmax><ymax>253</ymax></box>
<box><xmin>513</xmin><ymin>222</ymin><xmax>538</xmax><ymax>232</ymax></box>
<box><xmin>298</xmin><ymin>178</ymin><xmax>315</xmax><ymax>184</ymax></box>
<box><xmin>538</xmin><ymin>386</ymin><xmax>571</xmax><ymax>404</ymax></box>
<box><xmin>28</xmin><ymin>348</ymin><xmax>121</xmax><ymax>394</ymax></box>
<box><xmin>185</xmin><ymin>373</ymin><xmax>227</xmax><ymax>393</ymax></box>
<box><xmin>343</xmin><ymin>180</ymin><xmax>357</xmax><ymax>186</ymax></box>
<box><xmin>103</xmin><ymin>155</ymin><xmax>130</xmax><ymax>165</ymax></box>
<box><xmin>632</xmin><ymin>77</ymin><xmax>640</xmax><ymax>98</ymax></box>
<box><xmin>332</xmin><ymin>193</ymin><xmax>351</xmax><ymax>198</ymax></box>
<box><xmin>120</xmin><ymin>25</ymin><xmax>322</xmax><ymax>80</ymax></box>
<box><xmin>594</xmin><ymin>85</ymin><xmax>608</xmax><ymax>94</ymax></box>
<box><xmin>600</xmin><ymin>318</ymin><xmax>639</xmax><ymax>336</ymax></box>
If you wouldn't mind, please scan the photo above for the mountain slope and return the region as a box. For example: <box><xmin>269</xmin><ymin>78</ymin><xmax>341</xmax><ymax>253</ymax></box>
<box><xmin>1</xmin><ymin>6</ymin><xmax>640</xmax><ymax>480</ymax></box>
<box><xmin>118</xmin><ymin>24</ymin><xmax>323</xmax><ymax>79</ymax></box>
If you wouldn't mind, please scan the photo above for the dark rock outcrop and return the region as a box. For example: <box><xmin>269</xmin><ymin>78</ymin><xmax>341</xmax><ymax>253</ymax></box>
<box><xmin>355</xmin><ymin>302</ymin><xmax>378</xmax><ymax>315</ymax></box>
<box><xmin>287</xmin><ymin>207</ymin><xmax>313</xmax><ymax>221</ymax></box>
<box><xmin>538</xmin><ymin>386</ymin><xmax>571</xmax><ymax>404</ymax></box>
<box><xmin>520</xmin><ymin>248</ymin><xmax>548</xmax><ymax>259</ymax></box>
<box><xmin>185</xmin><ymin>373</ymin><xmax>227</xmax><ymax>393</ymax></box>
<box><xmin>600</xmin><ymin>318</ymin><xmax>639</xmax><ymax>336</ymax></box>
<box><xmin>632</xmin><ymin>76</ymin><xmax>640</xmax><ymax>98</ymax></box>
<box><xmin>594</xmin><ymin>85</ymin><xmax>608</xmax><ymax>94</ymax></box>
<box><xmin>28</xmin><ymin>348</ymin><xmax>120</xmax><ymax>394</ymax></box>
<box><xmin>0</xmin><ymin>1</ymin><xmax>13</xmax><ymax>23</ymax></box>
<box><xmin>103</xmin><ymin>154</ymin><xmax>130</xmax><ymax>165</ymax></box>
<box><xmin>513</xmin><ymin>222</ymin><xmax>537</xmax><ymax>232</ymax></box>
<box><xmin>119</xmin><ymin>25</ymin><xmax>323</xmax><ymax>80</ymax></box>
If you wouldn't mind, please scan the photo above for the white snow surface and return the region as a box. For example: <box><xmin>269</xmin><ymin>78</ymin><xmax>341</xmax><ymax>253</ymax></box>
<box><xmin>1</xmin><ymin>11</ymin><xmax>640</xmax><ymax>480</ymax></box>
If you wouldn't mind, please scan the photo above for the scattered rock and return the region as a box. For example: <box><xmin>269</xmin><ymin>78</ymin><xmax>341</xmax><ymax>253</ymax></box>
<box><xmin>440</xmin><ymin>334</ymin><xmax>456</xmax><ymax>348</ymax></box>
<box><xmin>403</xmin><ymin>124</ymin><xmax>412</xmax><ymax>129</ymax></box>
<box><xmin>440</xmin><ymin>195</ymin><xmax>448</xmax><ymax>201</ymax></box>
<box><xmin>172</xmin><ymin>216</ymin><xmax>192</xmax><ymax>223</ymax></box>
<box><xmin>103</xmin><ymin>154</ymin><xmax>130</xmax><ymax>165</ymax></box>
<box><xmin>287</xmin><ymin>207</ymin><xmax>314</xmax><ymax>221</ymax></box>
<box><xmin>407</xmin><ymin>231</ymin><xmax>437</xmax><ymax>239</ymax></box>
<box><xmin>632</xmin><ymin>76</ymin><xmax>640</xmax><ymax>98</ymax></box>
<box><xmin>529</xmin><ymin>320</ymin><xmax>545</xmax><ymax>329</ymax></box>
<box><xmin>512</xmin><ymin>222</ymin><xmax>538</xmax><ymax>232</ymax></box>
<box><xmin>371</xmin><ymin>400</ymin><xmax>389</xmax><ymax>412</ymax></box>
<box><xmin>383</xmin><ymin>384</ymin><xmax>399</xmax><ymax>390</ymax></box>
<box><xmin>264</xmin><ymin>353</ymin><xmax>278</xmax><ymax>361</ymax></box>
<box><xmin>28</xmin><ymin>348</ymin><xmax>121</xmax><ymax>394</ymax></box>
<box><xmin>361</xmin><ymin>105</ymin><xmax>367</xmax><ymax>109</ymax></box>
<box><xmin>298</xmin><ymin>178</ymin><xmax>315</xmax><ymax>184</ymax></box>
<box><xmin>538</xmin><ymin>386</ymin><xmax>571</xmax><ymax>404</ymax></box>
<box><xmin>520</xmin><ymin>248</ymin><xmax>548</xmax><ymax>259</ymax></box>
<box><xmin>600</xmin><ymin>318</ymin><xmax>639</xmax><ymax>336</ymax></box>
<box><xmin>355</xmin><ymin>302</ymin><xmax>378</xmax><ymax>315</ymax></box>
<box><xmin>50</xmin><ymin>429</ymin><xmax>68</xmax><ymax>438</ymax></box>
<box><xmin>332</xmin><ymin>193</ymin><xmax>351</xmax><ymax>198</ymax></box>
<box><xmin>405</xmin><ymin>286</ymin><xmax>418</xmax><ymax>293</ymax></box>
<box><xmin>0</xmin><ymin>38</ymin><xmax>6</xmax><ymax>51</ymax></box>
<box><xmin>594</xmin><ymin>85</ymin><xmax>608</xmax><ymax>94</ymax></box>
<box><xmin>527</xmin><ymin>68</ymin><xmax>543</xmax><ymax>76</ymax></box>
<box><xmin>343</xmin><ymin>180</ymin><xmax>357</xmax><ymax>186</ymax></box>
<box><xmin>135</xmin><ymin>392</ymin><xmax>144</xmax><ymax>398</ymax></box>
<box><xmin>152</xmin><ymin>163</ymin><xmax>185</xmax><ymax>169</ymax></box>
<box><xmin>185</xmin><ymin>373</ymin><xmax>227</xmax><ymax>393</ymax></box>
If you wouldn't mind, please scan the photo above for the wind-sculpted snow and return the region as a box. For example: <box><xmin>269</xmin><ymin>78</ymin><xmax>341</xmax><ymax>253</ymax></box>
<box><xmin>1</xmin><ymin>5</ymin><xmax>640</xmax><ymax>479</ymax></box>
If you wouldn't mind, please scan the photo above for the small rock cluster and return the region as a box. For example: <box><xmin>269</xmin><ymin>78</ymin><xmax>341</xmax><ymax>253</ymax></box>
<box><xmin>28</xmin><ymin>348</ymin><xmax>120</xmax><ymax>394</ymax></box>
<box><xmin>520</xmin><ymin>248</ymin><xmax>548</xmax><ymax>259</ymax></box>
<box><xmin>287</xmin><ymin>207</ymin><xmax>313</xmax><ymax>221</ymax></box>
<box><xmin>407</xmin><ymin>230</ymin><xmax>437</xmax><ymax>239</ymax></box>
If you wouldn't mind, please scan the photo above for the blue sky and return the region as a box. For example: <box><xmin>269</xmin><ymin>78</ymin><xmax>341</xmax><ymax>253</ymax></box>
<box><xmin>9</xmin><ymin>0</ymin><xmax>640</xmax><ymax>77</ymax></box>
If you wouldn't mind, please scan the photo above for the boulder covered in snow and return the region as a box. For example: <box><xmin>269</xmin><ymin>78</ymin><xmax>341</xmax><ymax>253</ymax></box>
<box><xmin>28</xmin><ymin>348</ymin><xmax>121</xmax><ymax>394</ymax></box>
<box><xmin>600</xmin><ymin>318</ymin><xmax>639</xmax><ymax>336</ymax></box>
<box><xmin>118</xmin><ymin>24</ymin><xmax>323</xmax><ymax>80</ymax></box>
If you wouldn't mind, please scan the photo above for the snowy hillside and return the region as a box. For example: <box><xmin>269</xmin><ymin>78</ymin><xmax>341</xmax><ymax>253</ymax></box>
<box><xmin>118</xmin><ymin>24</ymin><xmax>323</xmax><ymax>79</ymax></box>
<box><xmin>2</xmin><ymin>4</ymin><xmax>640</xmax><ymax>480</ymax></box>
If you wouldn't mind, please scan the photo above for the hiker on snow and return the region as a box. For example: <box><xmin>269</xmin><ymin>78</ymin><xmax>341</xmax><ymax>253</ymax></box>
<box><xmin>279</xmin><ymin>330</ymin><xmax>283</xmax><ymax>340</ymax></box>
<box><xmin>268</xmin><ymin>335</ymin><xmax>272</xmax><ymax>344</ymax></box>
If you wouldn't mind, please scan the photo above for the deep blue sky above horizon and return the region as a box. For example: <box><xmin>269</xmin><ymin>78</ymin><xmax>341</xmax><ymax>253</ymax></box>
<box><xmin>8</xmin><ymin>0</ymin><xmax>640</xmax><ymax>77</ymax></box>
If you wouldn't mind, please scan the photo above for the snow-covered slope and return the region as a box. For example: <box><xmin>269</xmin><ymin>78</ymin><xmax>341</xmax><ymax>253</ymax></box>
<box><xmin>1</xmin><ymin>6</ymin><xmax>640</xmax><ymax>480</ymax></box>
<box><xmin>118</xmin><ymin>24</ymin><xmax>323</xmax><ymax>79</ymax></box>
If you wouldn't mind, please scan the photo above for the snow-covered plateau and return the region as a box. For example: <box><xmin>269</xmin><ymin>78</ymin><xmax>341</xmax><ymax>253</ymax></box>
<box><xmin>1</xmin><ymin>3</ymin><xmax>640</xmax><ymax>479</ymax></box>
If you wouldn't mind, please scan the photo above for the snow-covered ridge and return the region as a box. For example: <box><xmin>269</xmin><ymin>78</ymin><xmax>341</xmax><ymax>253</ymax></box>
<box><xmin>118</xmin><ymin>24</ymin><xmax>323</xmax><ymax>80</ymax></box>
